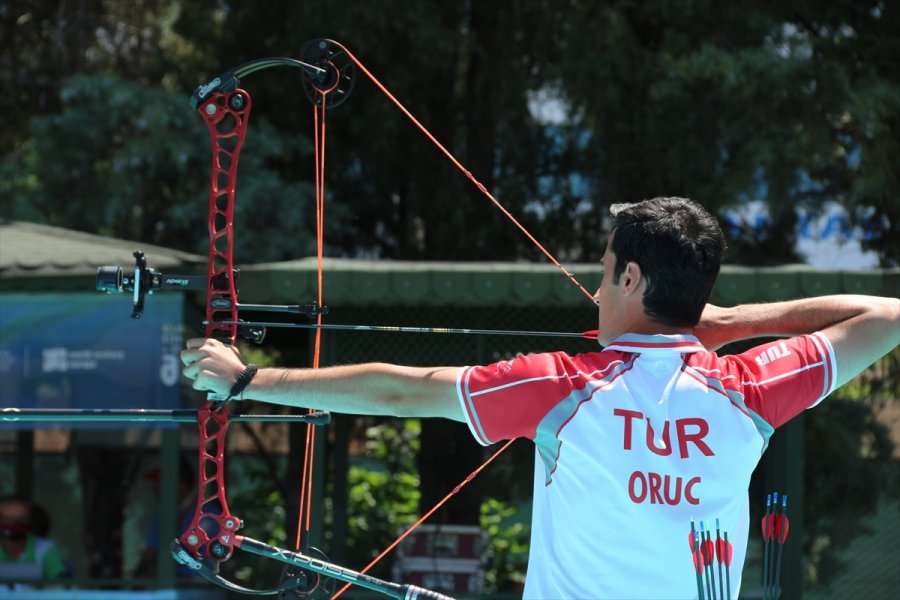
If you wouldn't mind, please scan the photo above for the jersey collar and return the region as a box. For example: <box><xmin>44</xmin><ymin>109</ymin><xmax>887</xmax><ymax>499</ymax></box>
<box><xmin>604</xmin><ymin>333</ymin><xmax>706</xmax><ymax>354</ymax></box>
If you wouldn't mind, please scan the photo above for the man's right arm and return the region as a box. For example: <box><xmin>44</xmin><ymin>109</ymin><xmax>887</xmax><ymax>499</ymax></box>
<box><xmin>695</xmin><ymin>295</ymin><xmax>899</xmax><ymax>388</ymax></box>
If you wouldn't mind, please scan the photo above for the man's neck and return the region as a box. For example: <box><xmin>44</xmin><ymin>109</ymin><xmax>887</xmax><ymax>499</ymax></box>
<box><xmin>626</xmin><ymin>323</ymin><xmax>693</xmax><ymax>337</ymax></box>
<box><xmin>614</xmin><ymin>311</ymin><xmax>693</xmax><ymax>339</ymax></box>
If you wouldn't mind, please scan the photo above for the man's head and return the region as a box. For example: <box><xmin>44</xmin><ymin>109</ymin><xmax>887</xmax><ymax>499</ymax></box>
<box><xmin>600</xmin><ymin>197</ymin><xmax>724</xmax><ymax>333</ymax></box>
<box><xmin>0</xmin><ymin>494</ymin><xmax>31</xmax><ymax>543</ymax></box>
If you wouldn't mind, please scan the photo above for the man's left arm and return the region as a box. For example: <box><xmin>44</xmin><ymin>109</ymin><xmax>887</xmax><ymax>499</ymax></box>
<box><xmin>181</xmin><ymin>338</ymin><xmax>465</xmax><ymax>421</ymax></box>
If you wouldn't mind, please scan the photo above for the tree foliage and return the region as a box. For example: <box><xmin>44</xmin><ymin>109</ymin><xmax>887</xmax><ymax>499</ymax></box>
<box><xmin>2</xmin><ymin>0</ymin><xmax>896</xmax><ymax>264</ymax></box>
<box><xmin>802</xmin><ymin>350</ymin><xmax>899</xmax><ymax>587</ymax></box>
<box><xmin>549</xmin><ymin>0</ymin><xmax>899</xmax><ymax>265</ymax></box>
<box><xmin>1</xmin><ymin>0</ymin><xmax>897</xmax><ymax>589</ymax></box>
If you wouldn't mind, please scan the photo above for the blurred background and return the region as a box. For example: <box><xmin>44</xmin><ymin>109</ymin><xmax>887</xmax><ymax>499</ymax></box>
<box><xmin>0</xmin><ymin>0</ymin><xmax>897</xmax><ymax>598</ymax></box>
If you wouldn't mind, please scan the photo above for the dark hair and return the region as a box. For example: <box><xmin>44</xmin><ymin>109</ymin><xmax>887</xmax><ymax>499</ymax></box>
<box><xmin>609</xmin><ymin>197</ymin><xmax>724</xmax><ymax>327</ymax></box>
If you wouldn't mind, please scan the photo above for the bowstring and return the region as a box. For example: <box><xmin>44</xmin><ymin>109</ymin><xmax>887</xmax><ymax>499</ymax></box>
<box><xmin>295</xmin><ymin>90</ymin><xmax>328</xmax><ymax>551</ymax></box>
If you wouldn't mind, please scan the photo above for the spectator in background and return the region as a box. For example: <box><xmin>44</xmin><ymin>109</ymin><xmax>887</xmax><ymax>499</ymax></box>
<box><xmin>0</xmin><ymin>494</ymin><xmax>67</xmax><ymax>587</ymax></box>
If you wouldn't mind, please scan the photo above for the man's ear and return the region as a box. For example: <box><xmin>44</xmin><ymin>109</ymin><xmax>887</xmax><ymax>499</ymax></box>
<box><xmin>621</xmin><ymin>261</ymin><xmax>643</xmax><ymax>296</ymax></box>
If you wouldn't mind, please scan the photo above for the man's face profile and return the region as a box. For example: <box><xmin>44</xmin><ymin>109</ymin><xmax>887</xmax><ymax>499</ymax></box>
<box><xmin>0</xmin><ymin>499</ymin><xmax>30</xmax><ymax>541</ymax></box>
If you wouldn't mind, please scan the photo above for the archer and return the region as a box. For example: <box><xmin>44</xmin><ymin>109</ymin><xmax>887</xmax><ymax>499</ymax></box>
<box><xmin>181</xmin><ymin>196</ymin><xmax>898</xmax><ymax>599</ymax></box>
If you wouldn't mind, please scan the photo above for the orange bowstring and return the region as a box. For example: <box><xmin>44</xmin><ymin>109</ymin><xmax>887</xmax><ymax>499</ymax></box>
<box><xmin>295</xmin><ymin>93</ymin><xmax>328</xmax><ymax>551</ymax></box>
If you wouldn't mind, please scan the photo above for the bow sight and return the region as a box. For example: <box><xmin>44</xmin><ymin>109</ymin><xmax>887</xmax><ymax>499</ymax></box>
<box><xmin>96</xmin><ymin>250</ymin><xmax>206</xmax><ymax>319</ymax></box>
<box><xmin>96</xmin><ymin>250</ymin><xmax>327</xmax><ymax>343</ymax></box>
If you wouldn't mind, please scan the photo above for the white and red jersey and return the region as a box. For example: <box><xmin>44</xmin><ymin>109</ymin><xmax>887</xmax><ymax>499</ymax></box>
<box><xmin>456</xmin><ymin>332</ymin><xmax>836</xmax><ymax>599</ymax></box>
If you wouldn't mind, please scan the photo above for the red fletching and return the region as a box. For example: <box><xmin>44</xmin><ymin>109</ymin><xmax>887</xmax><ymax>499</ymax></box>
<box><xmin>692</xmin><ymin>548</ymin><xmax>705</xmax><ymax>574</ymax></box>
<box><xmin>716</xmin><ymin>537</ymin><xmax>734</xmax><ymax>566</ymax></box>
<box><xmin>701</xmin><ymin>537</ymin><xmax>715</xmax><ymax>565</ymax></box>
<box><xmin>583</xmin><ymin>330</ymin><xmax>599</xmax><ymax>340</ymax></box>
<box><xmin>777</xmin><ymin>515</ymin><xmax>790</xmax><ymax>544</ymax></box>
<box><xmin>761</xmin><ymin>513</ymin><xmax>777</xmax><ymax>541</ymax></box>
<box><xmin>688</xmin><ymin>531</ymin><xmax>705</xmax><ymax>573</ymax></box>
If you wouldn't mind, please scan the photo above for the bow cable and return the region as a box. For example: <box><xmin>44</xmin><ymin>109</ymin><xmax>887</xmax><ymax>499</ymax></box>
<box><xmin>333</xmin><ymin>41</ymin><xmax>595</xmax><ymax>303</ymax></box>
<box><xmin>334</xmin><ymin>439</ymin><xmax>515</xmax><ymax>598</ymax></box>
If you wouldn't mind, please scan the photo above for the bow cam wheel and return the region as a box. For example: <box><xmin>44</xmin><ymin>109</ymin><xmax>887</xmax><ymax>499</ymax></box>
<box><xmin>300</xmin><ymin>39</ymin><xmax>356</xmax><ymax>109</ymax></box>
<box><xmin>278</xmin><ymin>546</ymin><xmax>337</xmax><ymax>599</ymax></box>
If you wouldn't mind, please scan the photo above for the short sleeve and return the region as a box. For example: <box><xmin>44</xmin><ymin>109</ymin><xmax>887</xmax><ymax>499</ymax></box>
<box><xmin>727</xmin><ymin>332</ymin><xmax>837</xmax><ymax>428</ymax></box>
<box><xmin>457</xmin><ymin>352</ymin><xmax>593</xmax><ymax>445</ymax></box>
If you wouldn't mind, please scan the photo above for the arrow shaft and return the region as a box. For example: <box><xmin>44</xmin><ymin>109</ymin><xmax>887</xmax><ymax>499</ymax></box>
<box><xmin>1</xmin><ymin>408</ymin><xmax>330</xmax><ymax>424</ymax></box>
<box><xmin>205</xmin><ymin>319</ymin><xmax>594</xmax><ymax>339</ymax></box>
<box><xmin>724</xmin><ymin>531</ymin><xmax>732</xmax><ymax>600</ymax></box>
<box><xmin>690</xmin><ymin>522</ymin><xmax>705</xmax><ymax>600</ymax></box>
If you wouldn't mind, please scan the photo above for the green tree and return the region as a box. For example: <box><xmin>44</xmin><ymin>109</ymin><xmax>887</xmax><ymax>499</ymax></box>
<box><xmin>1</xmin><ymin>72</ymin><xmax>337</xmax><ymax>262</ymax></box>
<box><xmin>2</xmin><ymin>1</ymin><xmax>897</xmax><ymax>590</ymax></box>
<box><xmin>4</xmin><ymin>1</ymin><xmax>897</xmax><ymax>264</ymax></box>
<box><xmin>552</xmin><ymin>0</ymin><xmax>898</xmax><ymax>266</ymax></box>
<box><xmin>801</xmin><ymin>350</ymin><xmax>899</xmax><ymax>587</ymax></box>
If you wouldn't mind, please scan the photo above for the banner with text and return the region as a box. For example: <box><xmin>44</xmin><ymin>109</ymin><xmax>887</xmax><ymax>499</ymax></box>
<box><xmin>0</xmin><ymin>293</ymin><xmax>186</xmax><ymax>427</ymax></box>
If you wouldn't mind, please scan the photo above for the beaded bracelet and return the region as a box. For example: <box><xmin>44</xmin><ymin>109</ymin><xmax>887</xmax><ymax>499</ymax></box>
<box><xmin>228</xmin><ymin>364</ymin><xmax>258</xmax><ymax>401</ymax></box>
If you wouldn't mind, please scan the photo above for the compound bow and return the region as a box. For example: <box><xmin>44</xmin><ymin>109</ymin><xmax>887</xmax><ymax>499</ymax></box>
<box><xmin>94</xmin><ymin>37</ymin><xmax>598</xmax><ymax>598</ymax></box>
<box><xmin>91</xmin><ymin>39</ymin><xmax>455</xmax><ymax>599</ymax></box>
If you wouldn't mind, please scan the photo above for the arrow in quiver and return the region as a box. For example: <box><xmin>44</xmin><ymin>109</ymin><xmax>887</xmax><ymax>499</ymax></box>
<box><xmin>762</xmin><ymin>491</ymin><xmax>790</xmax><ymax>600</ymax></box>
